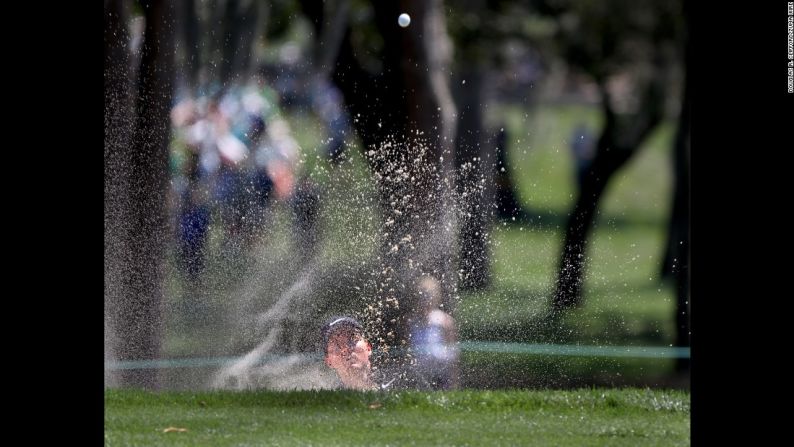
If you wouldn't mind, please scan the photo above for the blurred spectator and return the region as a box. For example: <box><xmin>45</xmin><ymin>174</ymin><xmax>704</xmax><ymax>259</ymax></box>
<box><xmin>291</xmin><ymin>176</ymin><xmax>322</xmax><ymax>263</ymax></box>
<box><xmin>170</xmin><ymin>96</ymin><xmax>212</xmax><ymax>282</ymax></box>
<box><xmin>410</xmin><ymin>275</ymin><xmax>460</xmax><ymax>389</ymax></box>
<box><xmin>311</xmin><ymin>79</ymin><xmax>351</xmax><ymax>164</ymax></box>
<box><xmin>571</xmin><ymin>122</ymin><xmax>595</xmax><ymax>187</ymax></box>
<box><xmin>168</xmin><ymin>76</ymin><xmax>324</xmax><ymax>277</ymax></box>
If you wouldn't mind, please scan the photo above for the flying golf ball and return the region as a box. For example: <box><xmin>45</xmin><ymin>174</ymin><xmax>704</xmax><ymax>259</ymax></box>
<box><xmin>398</xmin><ymin>13</ymin><xmax>411</xmax><ymax>28</ymax></box>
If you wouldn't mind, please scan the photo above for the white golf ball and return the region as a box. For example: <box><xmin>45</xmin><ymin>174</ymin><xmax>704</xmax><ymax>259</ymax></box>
<box><xmin>398</xmin><ymin>13</ymin><xmax>411</xmax><ymax>28</ymax></box>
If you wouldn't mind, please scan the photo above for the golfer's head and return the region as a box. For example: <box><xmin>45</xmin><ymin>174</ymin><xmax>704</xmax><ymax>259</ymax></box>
<box><xmin>322</xmin><ymin>316</ymin><xmax>371</xmax><ymax>371</ymax></box>
<box><xmin>418</xmin><ymin>275</ymin><xmax>442</xmax><ymax>310</ymax></box>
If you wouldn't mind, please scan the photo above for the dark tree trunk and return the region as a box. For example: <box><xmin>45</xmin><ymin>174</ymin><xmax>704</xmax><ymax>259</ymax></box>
<box><xmin>552</xmin><ymin>127</ymin><xmax>633</xmax><ymax>310</ymax></box>
<box><xmin>176</xmin><ymin>0</ymin><xmax>200</xmax><ymax>88</ymax></box>
<box><xmin>553</xmin><ymin>75</ymin><xmax>665</xmax><ymax>311</ymax></box>
<box><xmin>300</xmin><ymin>0</ymin><xmax>457</xmax><ymax>356</ymax></box>
<box><xmin>114</xmin><ymin>0</ymin><xmax>175</xmax><ymax>389</ymax></box>
<box><xmin>104</xmin><ymin>0</ymin><xmax>134</xmax><ymax>388</ymax></box>
<box><xmin>220</xmin><ymin>0</ymin><xmax>261</xmax><ymax>84</ymax></box>
<box><xmin>455</xmin><ymin>66</ymin><xmax>493</xmax><ymax>290</ymax></box>
<box><xmin>493</xmin><ymin>125</ymin><xmax>527</xmax><ymax>221</ymax></box>
<box><xmin>239</xmin><ymin>0</ymin><xmax>268</xmax><ymax>80</ymax></box>
<box><xmin>664</xmin><ymin>4</ymin><xmax>691</xmax><ymax>371</ymax></box>
<box><xmin>671</xmin><ymin>97</ymin><xmax>690</xmax><ymax>370</ymax></box>
<box><xmin>220</xmin><ymin>0</ymin><xmax>241</xmax><ymax>84</ymax></box>
<box><xmin>203</xmin><ymin>0</ymin><xmax>225</xmax><ymax>83</ymax></box>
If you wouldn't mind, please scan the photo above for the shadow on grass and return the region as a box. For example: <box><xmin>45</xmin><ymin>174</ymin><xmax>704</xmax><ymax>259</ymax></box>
<box><xmin>458</xmin><ymin>281</ymin><xmax>674</xmax><ymax>347</ymax></box>
<box><xmin>499</xmin><ymin>204</ymin><xmax>666</xmax><ymax>230</ymax></box>
<box><xmin>461</xmin><ymin>352</ymin><xmax>689</xmax><ymax>390</ymax></box>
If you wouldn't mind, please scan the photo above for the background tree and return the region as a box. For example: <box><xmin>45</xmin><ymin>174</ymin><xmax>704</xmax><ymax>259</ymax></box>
<box><xmin>105</xmin><ymin>0</ymin><xmax>134</xmax><ymax>388</ymax></box>
<box><xmin>446</xmin><ymin>0</ymin><xmax>500</xmax><ymax>291</ymax></box>
<box><xmin>299</xmin><ymin>0</ymin><xmax>458</xmax><ymax>364</ymax></box>
<box><xmin>661</xmin><ymin>0</ymin><xmax>690</xmax><ymax>370</ymax></box>
<box><xmin>445</xmin><ymin>0</ymin><xmax>561</xmax><ymax>290</ymax></box>
<box><xmin>219</xmin><ymin>0</ymin><xmax>267</xmax><ymax>84</ymax></box>
<box><xmin>104</xmin><ymin>0</ymin><xmax>175</xmax><ymax>389</ymax></box>
<box><xmin>543</xmin><ymin>0</ymin><xmax>684</xmax><ymax>313</ymax></box>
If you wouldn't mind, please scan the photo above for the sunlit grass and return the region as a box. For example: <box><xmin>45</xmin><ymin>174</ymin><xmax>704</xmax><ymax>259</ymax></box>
<box><xmin>106</xmin><ymin>388</ymin><xmax>690</xmax><ymax>446</ymax></box>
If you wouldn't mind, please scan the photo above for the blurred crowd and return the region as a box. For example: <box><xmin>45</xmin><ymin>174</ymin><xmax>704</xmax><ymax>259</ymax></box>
<box><xmin>168</xmin><ymin>76</ymin><xmax>337</xmax><ymax>282</ymax></box>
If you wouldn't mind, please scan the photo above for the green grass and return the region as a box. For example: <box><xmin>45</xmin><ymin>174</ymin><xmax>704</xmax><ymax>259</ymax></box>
<box><xmin>105</xmin><ymin>388</ymin><xmax>690</xmax><ymax>446</ymax></box>
<box><xmin>497</xmin><ymin>103</ymin><xmax>673</xmax><ymax>222</ymax></box>
<box><xmin>458</xmin><ymin>224</ymin><xmax>675</xmax><ymax>346</ymax></box>
<box><xmin>461</xmin><ymin>352</ymin><xmax>681</xmax><ymax>389</ymax></box>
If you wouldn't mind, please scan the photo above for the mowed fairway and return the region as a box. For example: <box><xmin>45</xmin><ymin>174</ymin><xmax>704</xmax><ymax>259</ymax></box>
<box><xmin>105</xmin><ymin>388</ymin><xmax>689</xmax><ymax>446</ymax></box>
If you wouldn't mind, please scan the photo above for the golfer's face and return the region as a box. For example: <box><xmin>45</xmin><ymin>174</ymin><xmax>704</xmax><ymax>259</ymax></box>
<box><xmin>327</xmin><ymin>333</ymin><xmax>371</xmax><ymax>372</ymax></box>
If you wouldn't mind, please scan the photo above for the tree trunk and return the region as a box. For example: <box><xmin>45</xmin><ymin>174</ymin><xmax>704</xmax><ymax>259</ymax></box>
<box><xmin>493</xmin><ymin>125</ymin><xmax>527</xmax><ymax>221</ymax></box>
<box><xmin>664</xmin><ymin>5</ymin><xmax>691</xmax><ymax>371</ymax></box>
<box><xmin>553</xmin><ymin>76</ymin><xmax>664</xmax><ymax>311</ymax></box>
<box><xmin>104</xmin><ymin>0</ymin><xmax>134</xmax><ymax>388</ymax></box>
<box><xmin>455</xmin><ymin>66</ymin><xmax>493</xmax><ymax>290</ymax></box>
<box><xmin>552</xmin><ymin>130</ymin><xmax>633</xmax><ymax>310</ymax></box>
<box><xmin>176</xmin><ymin>0</ymin><xmax>200</xmax><ymax>89</ymax></box>
<box><xmin>114</xmin><ymin>0</ymin><xmax>175</xmax><ymax>389</ymax></box>
<box><xmin>672</xmin><ymin>66</ymin><xmax>690</xmax><ymax>372</ymax></box>
<box><xmin>221</xmin><ymin>0</ymin><xmax>261</xmax><ymax>84</ymax></box>
<box><xmin>300</xmin><ymin>0</ymin><xmax>457</xmax><ymax>360</ymax></box>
